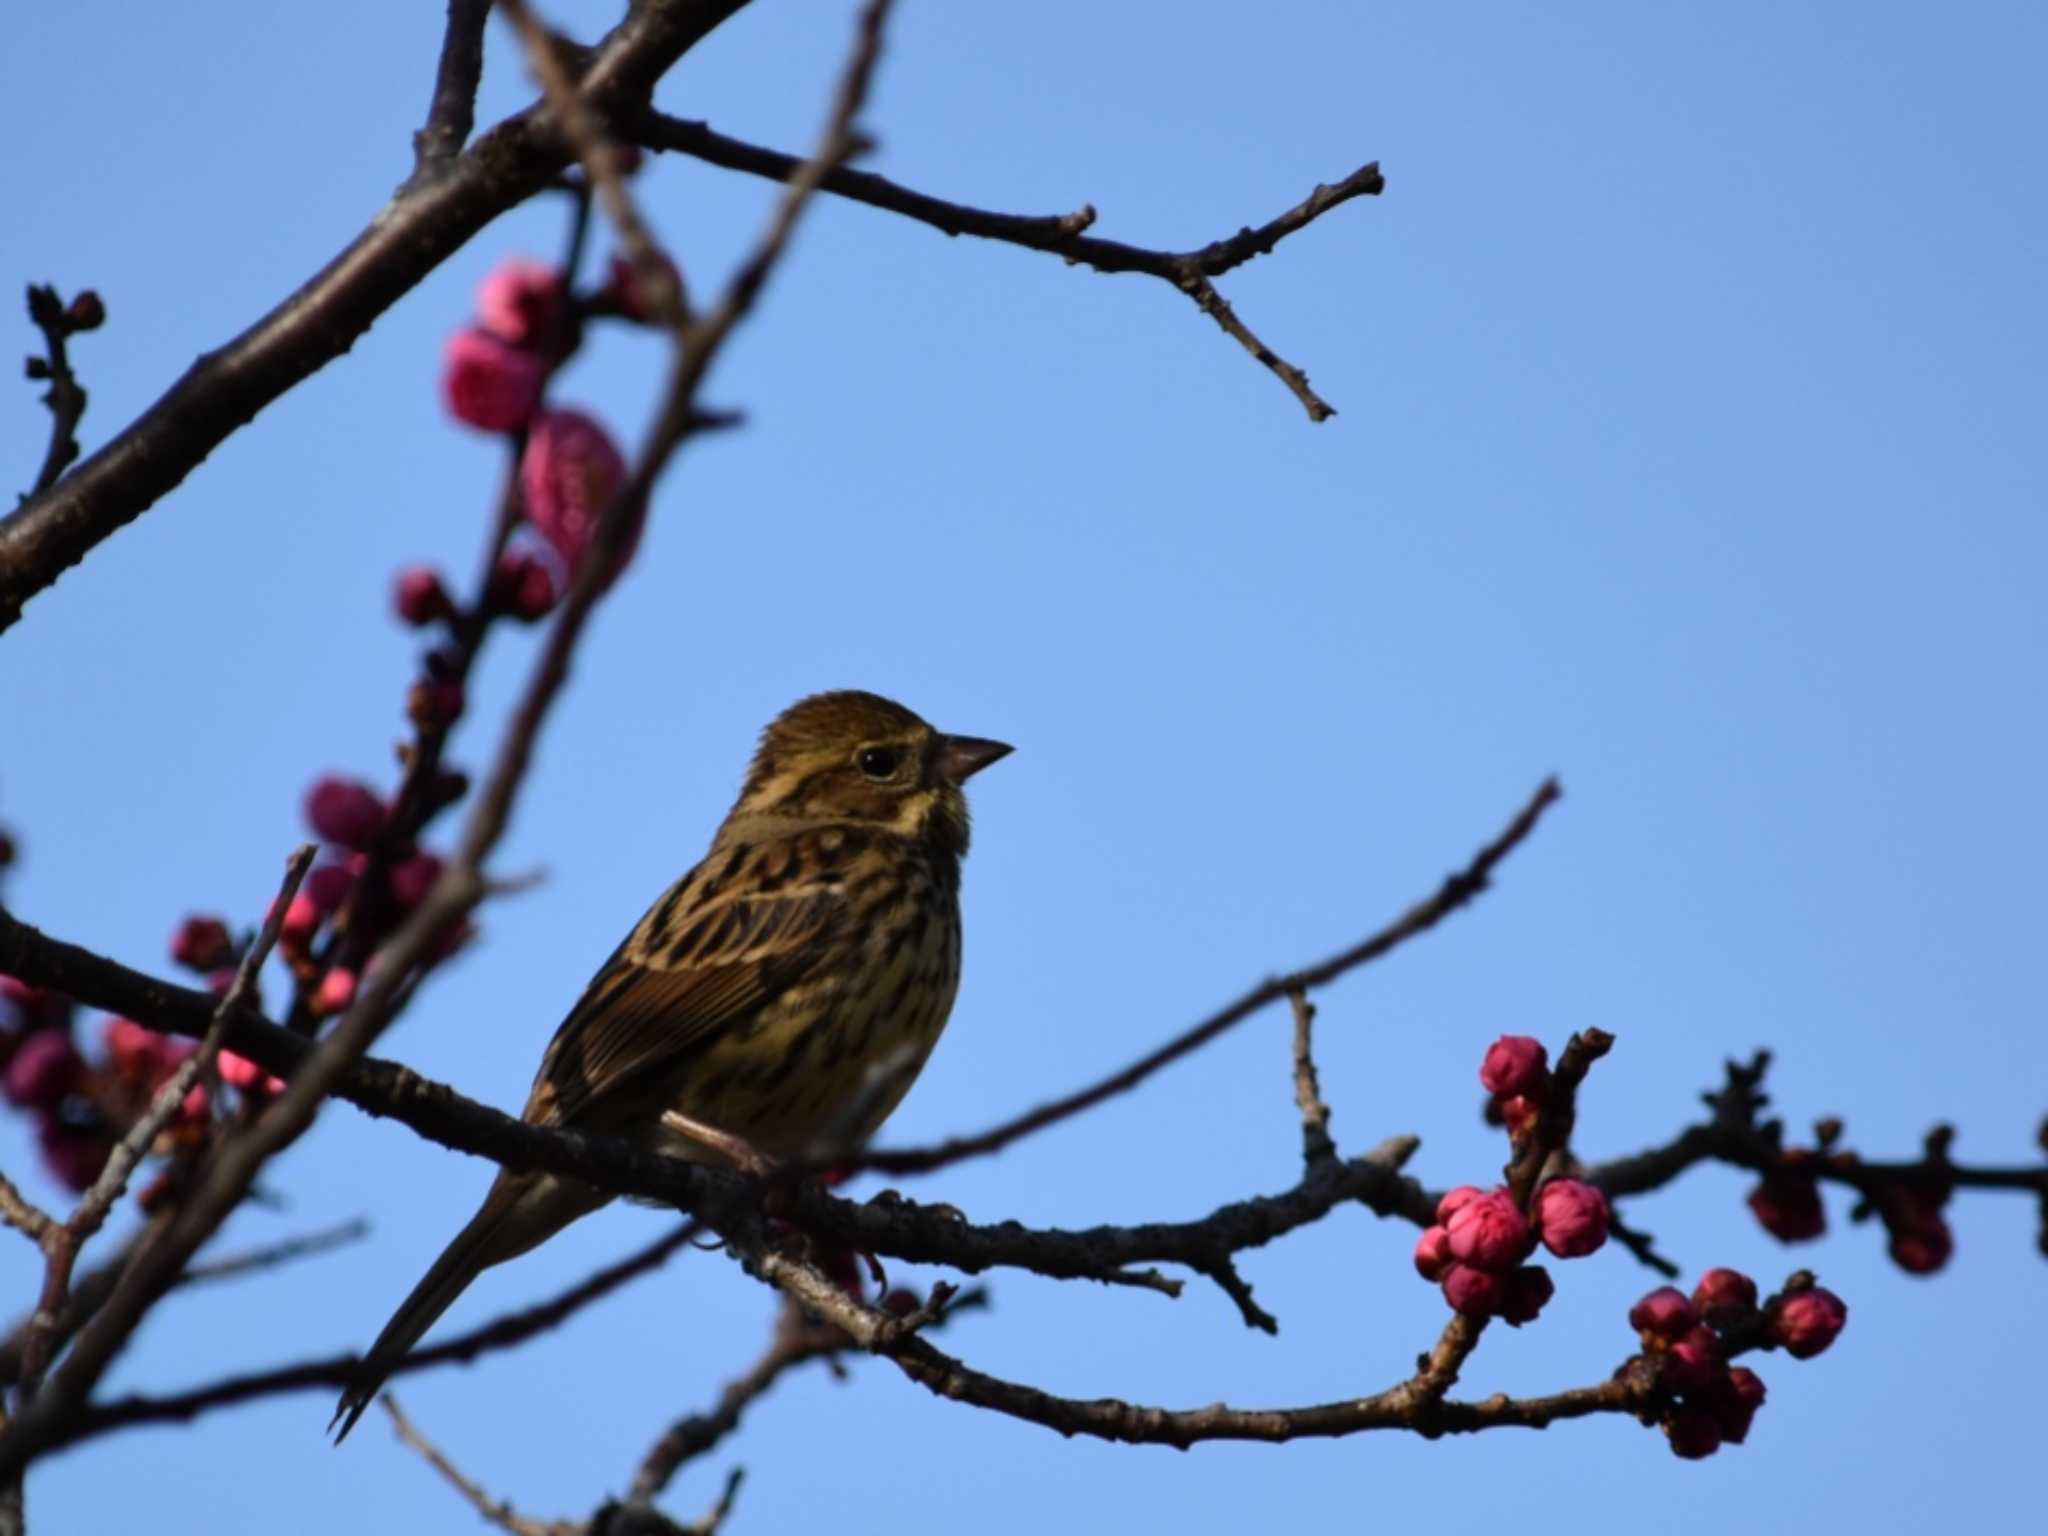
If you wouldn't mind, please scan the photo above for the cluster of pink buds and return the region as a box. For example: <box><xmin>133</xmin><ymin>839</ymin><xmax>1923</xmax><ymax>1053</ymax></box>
<box><xmin>290</xmin><ymin>777</ymin><xmax>454</xmax><ymax>1011</ymax></box>
<box><xmin>1413</xmin><ymin>1036</ymin><xmax>1613</xmax><ymax>1323</ymax></box>
<box><xmin>164</xmin><ymin>914</ymin><xmax>284</xmax><ymax>1098</ymax></box>
<box><xmin>442</xmin><ymin>258</ymin><xmax>565</xmax><ymax>434</ymax></box>
<box><xmin>1480</xmin><ymin>1033</ymin><xmax>1549</xmax><ymax>1142</ymax></box>
<box><xmin>1627</xmin><ymin>1268</ymin><xmax>1845</xmax><ymax>1459</ymax></box>
<box><xmin>1</xmin><ymin>978</ymin><xmax>113</xmax><ymax>1191</ymax></box>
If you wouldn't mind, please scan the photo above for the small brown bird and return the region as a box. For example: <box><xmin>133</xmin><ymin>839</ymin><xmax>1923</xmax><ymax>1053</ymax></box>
<box><xmin>331</xmin><ymin>691</ymin><xmax>1010</xmax><ymax>1440</ymax></box>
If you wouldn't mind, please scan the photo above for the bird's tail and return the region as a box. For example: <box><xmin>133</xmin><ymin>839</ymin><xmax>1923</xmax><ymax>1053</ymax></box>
<box><xmin>330</xmin><ymin>1172</ymin><xmax>603</xmax><ymax>1443</ymax></box>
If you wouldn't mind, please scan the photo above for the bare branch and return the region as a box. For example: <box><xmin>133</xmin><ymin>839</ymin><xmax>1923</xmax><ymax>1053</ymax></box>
<box><xmin>1288</xmin><ymin>988</ymin><xmax>1336</xmax><ymax>1170</ymax></box>
<box><xmin>410</xmin><ymin>0</ymin><xmax>495</xmax><ymax>181</ymax></box>
<box><xmin>384</xmin><ymin>1394</ymin><xmax>575</xmax><ymax>1536</ymax></box>
<box><xmin>174</xmin><ymin>1218</ymin><xmax>371</xmax><ymax>1286</ymax></box>
<box><xmin>18</xmin><ymin>285</ymin><xmax>100</xmax><ymax>500</ymax></box>
<box><xmin>631</xmin><ymin>111</ymin><xmax>1386</xmax><ymax>420</ymax></box>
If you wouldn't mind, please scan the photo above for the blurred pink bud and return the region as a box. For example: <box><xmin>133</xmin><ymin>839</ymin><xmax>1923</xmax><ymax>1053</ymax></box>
<box><xmin>393</xmin><ymin>566</ymin><xmax>453</xmax><ymax>628</ymax></box>
<box><xmin>311</xmin><ymin>967</ymin><xmax>358</xmax><ymax>1017</ymax></box>
<box><xmin>611</xmin><ymin>143</ymin><xmax>644</xmax><ymax>176</ymax></box>
<box><xmin>408</xmin><ymin>677</ymin><xmax>466</xmax><ymax>731</ymax></box>
<box><xmin>1887</xmin><ymin>1218</ymin><xmax>1953</xmax><ymax>1275</ymax></box>
<box><xmin>475</xmin><ymin>257</ymin><xmax>567</xmax><ymax>348</ymax></box>
<box><xmin>1691</xmin><ymin>1267</ymin><xmax>1759</xmax><ymax>1323</ymax></box>
<box><xmin>390</xmin><ymin>853</ymin><xmax>445</xmax><ymax>910</ymax></box>
<box><xmin>521</xmin><ymin>408</ymin><xmax>634</xmax><ymax>577</ymax></box>
<box><xmin>1445</xmin><ymin>1189</ymin><xmax>1531</xmax><ymax>1271</ymax></box>
<box><xmin>1711</xmin><ymin>1366</ymin><xmax>1766</xmax><ymax>1444</ymax></box>
<box><xmin>606</xmin><ymin>250</ymin><xmax>682</xmax><ymax>323</ymax></box>
<box><xmin>1413</xmin><ymin>1224</ymin><xmax>1453</xmax><ymax>1281</ymax></box>
<box><xmin>1747</xmin><ymin>1169</ymin><xmax>1826</xmax><ymax>1243</ymax></box>
<box><xmin>304</xmin><ymin>777</ymin><xmax>387</xmax><ymax>852</ymax></box>
<box><xmin>1535</xmin><ymin>1178</ymin><xmax>1609</xmax><ymax>1259</ymax></box>
<box><xmin>176</xmin><ymin>1080</ymin><xmax>210</xmax><ymax>1126</ymax></box>
<box><xmin>0</xmin><ymin>830</ymin><xmax>15</xmax><ymax>869</ymax></box>
<box><xmin>1479</xmin><ymin>1034</ymin><xmax>1548</xmax><ymax>1098</ymax></box>
<box><xmin>4</xmin><ymin>1030</ymin><xmax>81</xmax><ymax>1110</ymax></box>
<box><xmin>1628</xmin><ymin>1285</ymin><xmax>1697</xmax><ymax>1343</ymax></box>
<box><xmin>304</xmin><ymin>863</ymin><xmax>356</xmax><ymax>917</ymax></box>
<box><xmin>1664</xmin><ymin>1406</ymin><xmax>1723</xmax><ymax>1460</ymax></box>
<box><xmin>441</xmin><ymin>327</ymin><xmax>545</xmax><ymax>433</ymax></box>
<box><xmin>1496</xmin><ymin>1265</ymin><xmax>1554</xmax><ymax>1327</ymax></box>
<box><xmin>1770</xmin><ymin>1287</ymin><xmax>1847</xmax><ymax>1359</ymax></box>
<box><xmin>37</xmin><ymin>1117</ymin><xmax>109</xmax><ymax>1193</ymax></box>
<box><xmin>487</xmin><ymin>548</ymin><xmax>560</xmax><ymax>622</ymax></box>
<box><xmin>1497</xmin><ymin>1093</ymin><xmax>1540</xmax><ymax>1140</ymax></box>
<box><xmin>218</xmin><ymin>1050</ymin><xmax>286</xmax><ymax>1096</ymax></box>
<box><xmin>104</xmin><ymin>1017</ymin><xmax>184</xmax><ymax>1080</ymax></box>
<box><xmin>1660</xmin><ymin>1325</ymin><xmax>1722</xmax><ymax>1392</ymax></box>
<box><xmin>1</xmin><ymin>976</ymin><xmax>71</xmax><ymax>1035</ymax></box>
<box><xmin>1440</xmin><ymin>1263</ymin><xmax>1504</xmax><ymax>1318</ymax></box>
<box><xmin>1436</xmin><ymin>1186</ymin><xmax>1485</xmax><ymax>1226</ymax></box>
<box><xmin>170</xmin><ymin>915</ymin><xmax>235</xmax><ymax>973</ymax></box>
<box><xmin>272</xmin><ymin>894</ymin><xmax>322</xmax><ymax>952</ymax></box>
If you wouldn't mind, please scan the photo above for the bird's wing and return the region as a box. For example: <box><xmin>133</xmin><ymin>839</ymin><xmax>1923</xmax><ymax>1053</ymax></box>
<box><xmin>525</xmin><ymin>843</ymin><xmax>848</xmax><ymax>1131</ymax></box>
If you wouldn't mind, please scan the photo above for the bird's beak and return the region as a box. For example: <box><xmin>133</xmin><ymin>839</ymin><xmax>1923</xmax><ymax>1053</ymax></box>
<box><xmin>938</xmin><ymin>734</ymin><xmax>1014</xmax><ymax>784</ymax></box>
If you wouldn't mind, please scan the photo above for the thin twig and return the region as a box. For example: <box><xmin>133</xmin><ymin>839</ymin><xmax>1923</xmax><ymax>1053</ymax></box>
<box><xmin>843</xmin><ymin>778</ymin><xmax>1562</xmax><ymax>1178</ymax></box>
<box><xmin>1288</xmin><ymin>987</ymin><xmax>1337</xmax><ymax>1169</ymax></box>
<box><xmin>174</xmin><ymin>1218</ymin><xmax>371</xmax><ymax>1286</ymax></box>
<box><xmin>20</xmin><ymin>285</ymin><xmax>97</xmax><ymax>500</ymax></box>
<box><xmin>383</xmin><ymin>1394</ymin><xmax>574</xmax><ymax>1536</ymax></box>
<box><xmin>410</xmin><ymin>0</ymin><xmax>495</xmax><ymax>181</ymax></box>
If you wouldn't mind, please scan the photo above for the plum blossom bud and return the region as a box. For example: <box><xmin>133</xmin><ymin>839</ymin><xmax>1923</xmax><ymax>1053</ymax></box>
<box><xmin>1664</xmin><ymin>1405</ymin><xmax>1723</xmax><ymax>1460</ymax></box>
<box><xmin>1770</xmin><ymin>1287</ymin><xmax>1848</xmax><ymax>1359</ymax></box>
<box><xmin>4</xmin><ymin>1031</ymin><xmax>81</xmax><ymax>1110</ymax></box>
<box><xmin>1</xmin><ymin>976</ymin><xmax>71</xmax><ymax>1035</ymax></box>
<box><xmin>170</xmin><ymin>915</ymin><xmax>235</xmax><ymax>973</ymax></box>
<box><xmin>390</xmin><ymin>853</ymin><xmax>445</xmax><ymax>910</ymax></box>
<box><xmin>605</xmin><ymin>251</ymin><xmax>683</xmax><ymax>323</ymax></box>
<box><xmin>37</xmin><ymin>1118</ymin><xmax>109</xmax><ymax>1192</ymax></box>
<box><xmin>1888</xmin><ymin>1217</ymin><xmax>1953</xmax><ymax>1275</ymax></box>
<box><xmin>1497</xmin><ymin>1094</ymin><xmax>1540</xmax><ymax>1140</ymax></box>
<box><xmin>1445</xmin><ymin>1189</ymin><xmax>1532</xmax><ymax>1270</ymax></box>
<box><xmin>1535</xmin><ymin>1178</ymin><xmax>1609</xmax><ymax>1259</ymax></box>
<box><xmin>1413</xmin><ymin>1225</ymin><xmax>1453</xmax><ymax>1282</ymax></box>
<box><xmin>304</xmin><ymin>863</ymin><xmax>356</xmax><ymax>917</ymax></box>
<box><xmin>1479</xmin><ymin>1034</ymin><xmax>1548</xmax><ymax>1098</ymax></box>
<box><xmin>1496</xmin><ymin>1265</ymin><xmax>1555</xmax><ymax>1327</ymax></box>
<box><xmin>521</xmin><ymin>408</ymin><xmax>633</xmax><ymax>577</ymax></box>
<box><xmin>311</xmin><ymin>967</ymin><xmax>358</xmax><ymax>1017</ymax></box>
<box><xmin>272</xmin><ymin>894</ymin><xmax>322</xmax><ymax>953</ymax></box>
<box><xmin>1628</xmin><ymin>1285</ymin><xmax>1697</xmax><ymax>1343</ymax></box>
<box><xmin>487</xmin><ymin>548</ymin><xmax>559</xmax><ymax>622</ymax></box>
<box><xmin>475</xmin><ymin>258</ymin><xmax>566</xmax><ymax>349</ymax></box>
<box><xmin>1440</xmin><ymin>1263</ymin><xmax>1504</xmax><ymax>1318</ymax></box>
<box><xmin>408</xmin><ymin>677</ymin><xmax>466</xmax><ymax>731</ymax></box>
<box><xmin>442</xmin><ymin>327</ymin><xmax>545</xmax><ymax>433</ymax></box>
<box><xmin>880</xmin><ymin>1288</ymin><xmax>920</xmax><ymax>1319</ymax></box>
<box><xmin>65</xmin><ymin>291</ymin><xmax>106</xmax><ymax>332</ymax></box>
<box><xmin>1661</xmin><ymin>1325</ymin><xmax>1721</xmax><ymax>1392</ymax></box>
<box><xmin>1691</xmin><ymin>1267</ymin><xmax>1759</xmax><ymax>1323</ymax></box>
<box><xmin>305</xmin><ymin>777</ymin><xmax>387</xmax><ymax>852</ymax></box>
<box><xmin>393</xmin><ymin>566</ymin><xmax>453</xmax><ymax>628</ymax></box>
<box><xmin>0</xmin><ymin>830</ymin><xmax>15</xmax><ymax>868</ymax></box>
<box><xmin>1711</xmin><ymin>1366</ymin><xmax>1766</xmax><ymax>1444</ymax></box>
<box><xmin>1436</xmin><ymin>1186</ymin><xmax>1485</xmax><ymax>1225</ymax></box>
<box><xmin>1747</xmin><ymin>1165</ymin><xmax>1826</xmax><ymax>1243</ymax></box>
<box><xmin>219</xmin><ymin>1051</ymin><xmax>286</xmax><ymax>1097</ymax></box>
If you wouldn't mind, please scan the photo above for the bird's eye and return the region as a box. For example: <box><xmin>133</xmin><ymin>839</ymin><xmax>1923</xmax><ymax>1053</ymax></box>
<box><xmin>857</xmin><ymin>746</ymin><xmax>900</xmax><ymax>779</ymax></box>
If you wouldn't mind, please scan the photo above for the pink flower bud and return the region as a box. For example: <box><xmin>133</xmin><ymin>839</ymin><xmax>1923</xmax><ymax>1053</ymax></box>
<box><xmin>0</xmin><ymin>830</ymin><xmax>14</xmax><ymax>868</ymax></box>
<box><xmin>1445</xmin><ymin>1188</ymin><xmax>1532</xmax><ymax>1270</ymax></box>
<box><xmin>1496</xmin><ymin>1265</ymin><xmax>1554</xmax><ymax>1327</ymax></box>
<box><xmin>1661</xmin><ymin>1325</ymin><xmax>1721</xmax><ymax>1392</ymax></box>
<box><xmin>104</xmin><ymin>1017</ymin><xmax>187</xmax><ymax>1081</ymax></box>
<box><xmin>311</xmin><ymin>967</ymin><xmax>358</xmax><ymax>1017</ymax></box>
<box><xmin>442</xmin><ymin>327</ymin><xmax>545</xmax><ymax>433</ymax></box>
<box><xmin>271</xmin><ymin>893</ymin><xmax>322</xmax><ymax>952</ymax></box>
<box><xmin>1691</xmin><ymin>1267</ymin><xmax>1759</xmax><ymax>1323</ymax></box>
<box><xmin>1628</xmin><ymin>1285</ymin><xmax>1697</xmax><ymax>1343</ymax></box>
<box><xmin>1497</xmin><ymin>1093</ymin><xmax>1540</xmax><ymax>1139</ymax></box>
<box><xmin>1747</xmin><ymin>1169</ymin><xmax>1826</xmax><ymax>1243</ymax></box>
<box><xmin>1479</xmin><ymin>1034</ymin><xmax>1548</xmax><ymax>1098</ymax></box>
<box><xmin>475</xmin><ymin>257</ymin><xmax>567</xmax><ymax>348</ymax></box>
<box><xmin>488</xmin><ymin>547</ymin><xmax>560</xmax><ymax>622</ymax></box>
<box><xmin>170</xmin><ymin>915</ymin><xmax>235</xmax><ymax>973</ymax></box>
<box><xmin>1770</xmin><ymin>1287</ymin><xmax>1847</xmax><ymax>1359</ymax></box>
<box><xmin>1887</xmin><ymin>1218</ymin><xmax>1953</xmax><ymax>1275</ymax></box>
<box><xmin>1710</xmin><ymin>1366</ymin><xmax>1766</xmax><ymax>1444</ymax></box>
<box><xmin>521</xmin><ymin>408</ymin><xmax>634</xmax><ymax>578</ymax></box>
<box><xmin>1413</xmin><ymin>1224</ymin><xmax>1453</xmax><ymax>1281</ymax></box>
<box><xmin>37</xmin><ymin>1117</ymin><xmax>109</xmax><ymax>1193</ymax></box>
<box><xmin>304</xmin><ymin>777</ymin><xmax>387</xmax><ymax>852</ymax></box>
<box><xmin>219</xmin><ymin>1051</ymin><xmax>286</xmax><ymax>1097</ymax></box>
<box><xmin>304</xmin><ymin>863</ymin><xmax>356</xmax><ymax>917</ymax></box>
<box><xmin>4</xmin><ymin>1030</ymin><xmax>81</xmax><ymax>1110</ymax></box>
<box><xmin>390</xmin><ymin>853</ymin><xmax>445</xmax><ymax>910</ymax></box>
<box><xmin>606</xmin><ymin>251</ymin><xmax>683</xmax><ymax>323</ymax></box>
<box><xmin>1440</xmin><ymin>1262</ymin><xmax>1504</xmax><ymax>1317</ymax></box>
<box><xmin>1535</xmin><ymin>1178</ymin><xmax>1609</xmax><ymax>1259</ymax></box>
<box><xmin>1436</xmin><ymin>1185</ymin><xmax>1485</xmax><ymax>1225</ymax></box>
<box><xmin>407</xmin><ymin>677</ymin><xmax>466</xmax><ymax>730</ymax></box>
<box><xmin>1664</xmin><ymin>1405</ymin><xmax>1723</xmax><ymax>1460</ymax></box>
<box><xmin>393</xmin><ymin>566</ymin><xmax>453</xmax><ymax>628</ymax></box>
<box><xmin>1</xmin><ymin>976</ymin><xmax>71</xmax><ymax>1035</ymax></box>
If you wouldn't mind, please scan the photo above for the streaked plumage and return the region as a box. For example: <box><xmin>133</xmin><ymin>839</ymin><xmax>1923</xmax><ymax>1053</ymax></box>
<box><xmin>332</xmin><ymin>691</ymin><xmax>1010</xmax><ymax>1440</ymax></box>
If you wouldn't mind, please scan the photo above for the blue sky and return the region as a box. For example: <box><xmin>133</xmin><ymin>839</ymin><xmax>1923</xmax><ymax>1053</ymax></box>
<box><xmin>3</xmin><ymin>2</ymin><xmax>2044</xmax><ymax>1532</ymax></box>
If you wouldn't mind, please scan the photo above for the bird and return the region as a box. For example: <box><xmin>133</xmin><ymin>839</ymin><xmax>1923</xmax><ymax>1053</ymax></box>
<box><xmin>330</xmin><ymin>690</ymin><xmax>1011</xmax><ymax>1440</ymax></box>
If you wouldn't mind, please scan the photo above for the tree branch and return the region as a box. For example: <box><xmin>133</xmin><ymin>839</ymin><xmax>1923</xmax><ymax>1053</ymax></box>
<box><xmin>630</xmin><ymin>110</ymin><xmax>1385</xmax><ymax>422</ymax></box>
<box><xmin>409</xmin><ymin>0</ymin><xmax>495</xmax><ymax>182</ymax></box>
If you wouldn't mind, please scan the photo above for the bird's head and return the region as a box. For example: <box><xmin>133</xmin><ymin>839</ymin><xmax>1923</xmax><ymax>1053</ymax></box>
<box><xmin>730</xmin><ymin>690</ymin><xmax>1012</xmax><ymax>857</ymax></box>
